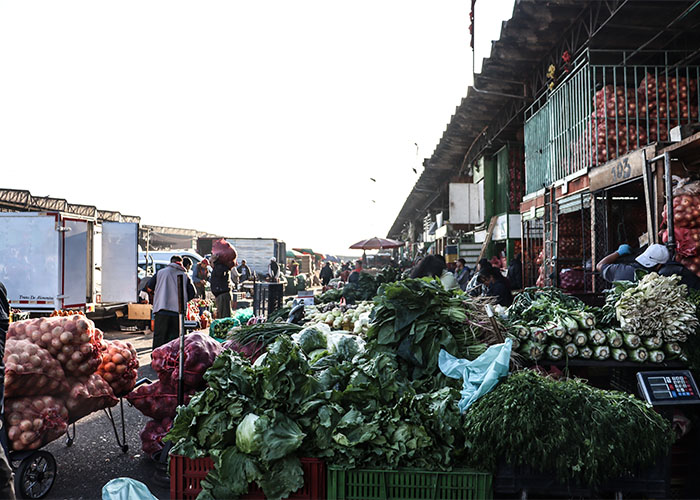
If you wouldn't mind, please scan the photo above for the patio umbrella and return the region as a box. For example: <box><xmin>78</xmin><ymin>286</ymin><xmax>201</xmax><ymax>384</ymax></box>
<box><xmin>349</xmin><ymin>237</ymin><xmax>405</xmax><ymax>250</ymax></box>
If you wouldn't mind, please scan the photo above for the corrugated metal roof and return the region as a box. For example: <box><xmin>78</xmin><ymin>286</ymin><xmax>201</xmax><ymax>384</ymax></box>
<box><xmin>387</xmin><ymin>0</ymin><xmax>700</xmax><ymax>238</ymax></box>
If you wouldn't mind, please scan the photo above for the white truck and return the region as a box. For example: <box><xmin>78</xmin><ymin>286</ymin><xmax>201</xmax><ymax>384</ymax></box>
<box><xmin>0</xmin><ymin>212</ymin><xmax>138</xmax><ymax>316</ymax></box>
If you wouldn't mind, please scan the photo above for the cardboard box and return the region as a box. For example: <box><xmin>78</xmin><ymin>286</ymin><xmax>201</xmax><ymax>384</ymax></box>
<box><xmin>128</xmin><ymin>303</ymin><xmax>152</xmax><ymax>320</ymax></box>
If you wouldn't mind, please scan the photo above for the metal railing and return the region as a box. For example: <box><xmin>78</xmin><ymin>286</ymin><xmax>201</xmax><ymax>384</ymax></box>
<box><xmin>524</xmin><ymin>49</ymin><xmax>700</xmax><ymax>194</ymax></box>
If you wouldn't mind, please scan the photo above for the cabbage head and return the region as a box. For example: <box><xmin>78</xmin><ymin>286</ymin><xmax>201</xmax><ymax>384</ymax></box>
<box><xmin>236</xmin><ymin>413</ymin><xmax>261</xmax><ymax>454</ymax></box>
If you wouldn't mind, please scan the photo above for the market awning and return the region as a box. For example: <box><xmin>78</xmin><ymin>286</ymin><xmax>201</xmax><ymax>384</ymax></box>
<box><xmin>286</xmin><ymin>249</ymin><xmax>304</xmax><ymax>258</ymax></box>
<box><xmin>349</xmin><ymin>237</ymin><xmax>405</xmax><ymax>250</ymax></box>
<box><xmin>292</xmin><ymin>248</ymin><xmax>314</xmax><ymax>255</ymax></box>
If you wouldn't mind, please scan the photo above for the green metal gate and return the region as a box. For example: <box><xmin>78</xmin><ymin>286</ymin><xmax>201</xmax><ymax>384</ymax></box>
<box><xmin>524</xmin><ymin>49</ymin><xmax>700</xmax><ymax>195</ymax></box>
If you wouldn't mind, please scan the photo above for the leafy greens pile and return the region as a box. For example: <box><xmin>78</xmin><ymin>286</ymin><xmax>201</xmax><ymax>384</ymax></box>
<box><xmin>366</xmin><ymin>278</ymin><xmax>495</xmax><ymax>387</ymax></box>
<box><xmin>167</xmin><ymin>332</ymin><xmax>465</xmax><ymax>500</ymax></box>
<box><xmin>316</xmin><ymin>266</ymin><xmax>403</xmax><ymax>304</ymax></box>
<box><xmin>463</xmin><ymin>370</ymin><xmax>674</xmax><ymax>488</ymax></box>
<box><xmin>615</xmin><ymin>273</ymin><xmax>698</xmax><ymax>342</ymax></box>
<box><xmin>508</xmin><ymin>287</ymin><xmax>588</xmax><ymax>326</ymax></box>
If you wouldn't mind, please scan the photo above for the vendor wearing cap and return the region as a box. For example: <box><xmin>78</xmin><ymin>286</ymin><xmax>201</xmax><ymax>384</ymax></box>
<box><xmin>596</xmin><ymin>243</ymin><xmax>700</xmax><ymax>288</ymax></box>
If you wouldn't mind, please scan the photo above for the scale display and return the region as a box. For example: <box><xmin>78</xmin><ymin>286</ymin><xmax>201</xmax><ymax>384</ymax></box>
<box><xmin>637</xmin><ymin>370</ymin><xmax>700</xmax><ymax>406</ymax></box>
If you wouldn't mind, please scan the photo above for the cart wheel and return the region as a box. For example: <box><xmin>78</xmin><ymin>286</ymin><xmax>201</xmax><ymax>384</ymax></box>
<box><xmin>15</xmin><ymin>451</ymin><xmax>56</xmax><ymax>499</ymax></box>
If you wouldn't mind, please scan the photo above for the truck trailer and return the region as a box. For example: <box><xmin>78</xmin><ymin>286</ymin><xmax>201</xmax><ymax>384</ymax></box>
<box><xmin>0</xmin><ymin>212</ymin><xmax>138</xmax><ymax>316</ymax></box>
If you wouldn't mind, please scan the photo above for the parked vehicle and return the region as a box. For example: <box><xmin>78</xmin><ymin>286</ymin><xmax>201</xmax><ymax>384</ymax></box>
<box><xmin>0</xmin><ymin>212</ymin><xmax>138</xmax><ymax>317</ymax></box>
<box><xmin>197</xmin><ymin>238</ymin><xmax>286</xmax><ymax>278</ymax></box>
<box><xmin>138</xmin><ymin>249</ymin><xmax>205</xmax><ymax>277</ymax></box>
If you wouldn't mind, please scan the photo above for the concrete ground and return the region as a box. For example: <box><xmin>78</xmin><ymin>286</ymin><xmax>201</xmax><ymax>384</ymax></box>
<box><xmin>32</xmin><ymin>328</ymin><xmax>171</xmax><ymax>500</ymax></box>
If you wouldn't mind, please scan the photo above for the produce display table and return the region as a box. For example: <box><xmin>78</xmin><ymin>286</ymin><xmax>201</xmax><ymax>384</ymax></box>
<box><xmin>495</xmin><ymin>459</ymin><xmax>668</xmax><ymax>499</ymax></box>
<box><xmin>529</xmin><ymin>358</ymin><xmax>689</xmax><ymax>393</ymax></box>
<box><xmin>533</xmin><ymin>358</ymin><xmax>686</xmax><ymax>369</ymax></box>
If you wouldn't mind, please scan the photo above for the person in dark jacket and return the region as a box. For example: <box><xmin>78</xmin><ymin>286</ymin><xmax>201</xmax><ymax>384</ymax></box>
<box><xmin>479</xmin><ymin>266</ymin><xmax>513</xmax><ymax>306</ymax></box>
<box><xmin>467</xmin><ymin>258</ymin><xmax>493</xmax><ymax>296</ymax></box>
<box><xmin>507</xmin><ymin>253</ymin><xmax>523</xmax><ymax>290</ymax></box>
<box><xmin>211</xmin><ymin>255</ymin><xmax>233</xmax><ymax>319</ymax></box>
<box><xmin>595</xmin><ymin>243</ymin><xmax>700</xmax><ymax>289</ymax></box>
<box><xmin>192</xmin><ymin>258</ymin><xmax>210</xmax><ymax>298</ymax></box>
<box><xmin>348</xmin><ymin>260</ymin><xmax>363</xmax><ymax>284</ymax></box>
<box><xmin>454</xmin><ymin>258</ymin><xmax>471</xmax><ymax>291</ymax></box>
<box><xmin>237</xmin><ymin>260</ymin><xmax>253</xmax><ymax>282</ymax></box>
<box><xmin>0</xmin><ymin>282</ymin><xmax>16</xmax><ymax>499</ymax></box>
<box><xmin>268</xmin><ymin>258</ymin><xmax>281</xmax><ymax>283</ymax></box>
<box><xmin>320</xmin><ymin>262</ymin><xmax>334</xmax><ymax>286</ymax></box>
<box><xmin>143</xmin><ymin>255</ymin><xmax>196</xmax><ymax>349</ymax></box>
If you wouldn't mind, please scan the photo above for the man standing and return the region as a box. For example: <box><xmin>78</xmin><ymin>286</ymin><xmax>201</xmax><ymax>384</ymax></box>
<box><xmin>268</xmin><ymin>257</ymin><xmax>281</xmax><ymax>283</ymax></box>
<box><xmin>211</xmin><ymin>255</ymin><xmax>233</xmax><ymax>319</ymax></box>
<box><xmin>237</xmin><ymin>259</ymin><xmax>253</xmax><ymax>282</ymax></box>
<box><xmin>320</xmin><ymin>261</ymin><xmax>333</xmax><ymax>286</ymax></box>
<box><xmin>144</xmin><ymin>256</ymin><xmax>196</xmax><ymax>349</ymax></box>
<box><xmin>0</xmin><ymin>282</ymin><xmax>16</xmax><ymax>499</ymax></box>
<box><xmin>507</xmin><ymin>253</ymin><xmax>523</xmax><ymax>290</ymax></box>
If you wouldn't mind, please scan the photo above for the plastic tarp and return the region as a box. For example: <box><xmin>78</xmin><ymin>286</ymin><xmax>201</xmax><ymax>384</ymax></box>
<box><xmin>102</xmin><ymin>478</ymin><xmax>157</xmax><ymax>500</ymax></box>
<box><xmin>438</xmin><ymin>338</ymin><xmax>512</xmax><ymax>413</ymax></box>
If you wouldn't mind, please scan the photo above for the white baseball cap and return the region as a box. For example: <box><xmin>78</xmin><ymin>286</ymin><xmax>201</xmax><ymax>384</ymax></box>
<box><xmin>635</xmin><ymin>244</ymin><xmax>670</xmax><ymax>268</ymax></box>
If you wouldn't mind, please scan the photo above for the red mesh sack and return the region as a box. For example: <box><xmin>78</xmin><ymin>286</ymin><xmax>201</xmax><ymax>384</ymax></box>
<box><xmin>8</xmin><ymin>316</ymin><xmax>103</xmax><ymax>377</ymax></box>
<box><xmin>126</xmin><ymin>380</ymin><xmax>196</xmax><ymax>420</ymax></box>
<box><xmin>6</xmin><ymin>396</ymin><xmax>69</xmax><ymax>451</ymax></box>
<box><xmin>65</xmin><ymin>374</ymin><xmax>118</xmax><ymax>423</ymax></box>
<box><xmin>212</xmin><ymin>238</ymin><xmax>237</xmax><ymax>269</ymax></box>
<box><xmin>140</xmin><ymin>417</ymin><xmax>173</xmax><ymax>456</ymax></box>
<box><xmin>97</xmin><ymin>340</ymin><xmax>139</xmax><ymax>397</ymax></box>
<box><xmin>151</xmin><ymin>332</ymin><xmax>221</xmax><ymax>390</ymax></box>
<box><xmin>4</xmin><ymin>339</ymin><xmax>69</xmax><ymax>397</ymax></box>
<box><xmin>663</xmin><ymin>194</ymin><xmax>700</xmax><ymax>229</ymax></box>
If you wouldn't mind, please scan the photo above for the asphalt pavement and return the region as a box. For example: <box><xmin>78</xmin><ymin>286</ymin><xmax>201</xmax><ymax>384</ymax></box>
<box><xmin>39</xmin><ymin>328</ymin><xmax>171</xmax><ymax>500</ymax></box>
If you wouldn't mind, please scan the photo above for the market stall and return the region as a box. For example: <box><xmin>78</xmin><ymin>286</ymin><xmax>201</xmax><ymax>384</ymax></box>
<box><xmin>133</xmin><ymin>270</ymin><xmax>696</xmax><ymax>500</ymax></box>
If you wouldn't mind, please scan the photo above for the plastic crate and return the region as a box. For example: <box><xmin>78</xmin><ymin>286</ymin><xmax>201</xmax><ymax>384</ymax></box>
<box><xmin>327</xmin><ymin>466</ymin><xmax>493</xmax><ymax>500</ymax></box>
<box><xmin>169</xmin><ymin>455</ymin><xmax>325</xmax><ymax>500</ymax></box>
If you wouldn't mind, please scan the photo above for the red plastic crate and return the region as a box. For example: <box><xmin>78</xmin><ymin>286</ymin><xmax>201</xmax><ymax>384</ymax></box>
<box><xmin>170</xmin><ymin>455</ymin><xmax>325</xmax><ymax>500</ymax></box>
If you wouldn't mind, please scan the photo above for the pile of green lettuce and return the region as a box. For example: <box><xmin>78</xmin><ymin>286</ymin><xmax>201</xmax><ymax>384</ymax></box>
<box><xmin>167</xmin><ymin>335</ymin><xmax>464</xmax><ymax>499</ymax></box>
<box><xmin>166</xmin><ymin>278</ymin><xmax>512</xmax><ymax>499</ymax></box>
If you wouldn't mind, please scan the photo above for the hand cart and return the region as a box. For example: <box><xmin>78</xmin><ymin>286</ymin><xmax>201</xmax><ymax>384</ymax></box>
<box><xmin>6</xmin><ymin>377</ymin><xmax>149</xmax><ymax>499</ymax></box>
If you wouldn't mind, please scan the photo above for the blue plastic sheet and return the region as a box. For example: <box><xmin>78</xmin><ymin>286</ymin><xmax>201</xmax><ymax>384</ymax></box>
<box><xmin>102</xmin><ymin>478</ymin><xmax>158</xmax><ymax>500</ymax></box>
<box><xmin>438</xmin><ymin>338</ymin><xmax>512</xmax><ymax>413</ymax></box>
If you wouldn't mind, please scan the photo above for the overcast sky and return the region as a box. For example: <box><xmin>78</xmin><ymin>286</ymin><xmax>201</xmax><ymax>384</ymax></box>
<box><xmin>0</xmin><ymin>1</ymin><xmax>515</xmax><ymax>257</ymax></box>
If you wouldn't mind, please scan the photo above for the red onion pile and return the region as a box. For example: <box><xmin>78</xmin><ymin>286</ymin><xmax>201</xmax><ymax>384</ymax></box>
<box><xmin>151</xmin><ymin>332</ymin><xmax>221</xmax><ymax>390</ymax></box>
<box><xmin>140</xmin><ymin>417</ymin><xmax>173</xmax><ymax>456</ymax></box>
<box><xmin>660</xmin><ymin>191</ymin><xmax>700</xmax><ymax>277</ymax></box>
<box><xmin>129</xmin><ymin>333</ymin><xmax>221</xmax><ymax>455</ymax></box>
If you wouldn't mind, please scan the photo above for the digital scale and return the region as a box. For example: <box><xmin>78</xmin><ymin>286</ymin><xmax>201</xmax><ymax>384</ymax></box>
<box><xmin>636</xmin><ymin>370</ymin><xmax>700</xmax><ymax>406</ymax></box>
